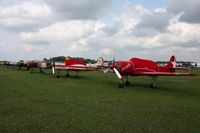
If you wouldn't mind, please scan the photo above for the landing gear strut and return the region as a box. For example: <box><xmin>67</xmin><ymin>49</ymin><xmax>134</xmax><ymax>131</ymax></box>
<box><xmin>118</xmin><ymin>79</ymin><xmax>124</xmax><ymax>88</ymax></box>
<box><xmin>66</xmin><ymin>71</ymin><xmax>69</xmax><ymax>77</ymax></box>
<box><xmin>118</xmin><ymin>75</ymin><xmax>131</xmax><ymax>88</ymax></box>
<box><xmin>150</xmin><ymin>76</ymin><xmax>157</xmax><ymax>88</ymax></box>
<box><xmin>56</xmin><ymin>69</ymin><xmax>61</xmax><ymax>78</ymax></box>
<box><xmin>125</xmin><ymin>75</ymin><xmax>130</xmax><ymax>86</ymax></box>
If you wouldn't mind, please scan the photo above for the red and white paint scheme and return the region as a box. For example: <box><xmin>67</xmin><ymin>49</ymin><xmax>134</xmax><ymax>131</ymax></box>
<box><xmin>52</xmin><ymin>57</ymin><xmax>104</xmax><ymax>76</ymax></box>
<box><xmin>86</xmin><ymin>57</ymin><xmax>104</xmax><ymax>68</ymax></box>
<box><xmin>104</xmin><ymin>55</ymin><xmax>195</xmax><ymax>88</ymax></box>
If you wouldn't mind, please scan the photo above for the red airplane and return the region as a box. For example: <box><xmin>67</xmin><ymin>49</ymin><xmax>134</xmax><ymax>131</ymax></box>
<box><xmin>104</xmin><ymin>55</ymin><xmax>195</xmax><ymax>88</ymax></box>
<box><xmin>52</xmin><ymin>57</ymin><xmax>104</xmax><ymax>77</ymax></box>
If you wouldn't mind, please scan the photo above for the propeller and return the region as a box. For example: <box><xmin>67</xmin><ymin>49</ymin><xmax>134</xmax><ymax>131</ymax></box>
<box><xmin>103</xmin><ymin>54</ymin><xmax>123</xmax><ymax>80</ymax></box>
<box><xmin>103</xmin><ymin>55</ymin><xmax>115</xmax><ymax>73</ymax></box>
<box><xmin>113</xmin><ymin>67</ymin><xmax>122</xmax><ymax>80</ymax></box>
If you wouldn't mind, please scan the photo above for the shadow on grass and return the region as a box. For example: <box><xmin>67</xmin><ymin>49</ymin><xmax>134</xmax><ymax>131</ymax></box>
<box><xmin>54</xmin><ymin>74</ymin><xmax>93</xmax><ymax>80</ymax></box>
<box><xmin>102</xmin><ymin>79</ymin><xmax>196</xmax><ymax>98</ymax></box>
<box><xmin>102</xmin><ymin>80</ymin><xmax>152</xmax><ymax>90</ymax></box>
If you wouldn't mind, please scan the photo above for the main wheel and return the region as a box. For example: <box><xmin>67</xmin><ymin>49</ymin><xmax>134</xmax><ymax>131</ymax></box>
<box><xmin>125</xmin><ymin>81</ymin><xmax>131</xmax><ymax>86</ymax></box>
<box><xmin>118</xmin><ymin>83</ymin><xmax>124</xmax><ymax>88</ymax></box>
<box><xmin>150</xmin><ymin>83</ymin><xmax>156</xmax><ymax>88</ymax></box>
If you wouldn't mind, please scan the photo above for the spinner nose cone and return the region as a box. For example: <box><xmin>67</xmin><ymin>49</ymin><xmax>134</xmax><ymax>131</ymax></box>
<box><xmin>110</xmin><ymin>64</ymin><xmax>115</xmax><ymax>70</ymax></box>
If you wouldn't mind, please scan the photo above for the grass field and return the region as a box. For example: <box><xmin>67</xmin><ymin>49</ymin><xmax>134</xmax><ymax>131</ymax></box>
<box><xmin>0</xmin><ymin>66</ymin><xmax>200</xmax><ymax>133</ymax></box>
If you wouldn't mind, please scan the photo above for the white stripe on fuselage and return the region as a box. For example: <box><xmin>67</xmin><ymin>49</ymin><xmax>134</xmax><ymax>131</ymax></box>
<box><xmin>70</xmin><ymin>64</ymin><xmax>86</xmax><ymax>67</ymax></box>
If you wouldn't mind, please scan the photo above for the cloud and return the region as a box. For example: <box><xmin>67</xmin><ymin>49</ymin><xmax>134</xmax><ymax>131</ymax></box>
<box><xmin>20</xmin><ymin>20</ymin><xmax>105</xmax><ymax>45</ymax></box>
<box><xmin>101</xmin><ymin>23</ymin><xmax>121</xmax><ymax>36</ymax></box>
<box><xmin>180</xmin><ymin>40</ymin><xmax>200</xmax><ymax>48</ymax></box>
<box><xmin>129</xmin><ymin>7</ymin><xmax>174</xmax><ymax>37</ymax></box>
<box><xmin>108</xmin><ymin>4</ymin><xmax>172</xmax><ymax>38</ymax></box>
<box><xmin>116</xmin><ymin>3</ymin><xmax>150</xmax><ymax>31</ymax></box>
<box><xmin>159</xmin><ymin>22</ymin><xmax>200</xmax><ymax>46</ymax></box>
<box><xmin>167</xmin><ymin>0</ymin><xmax>200</xmax><ymax>23</ymax></box>
<box><xmin>44</xmin><ymin>0</ymin><xmax>112</xmax><ymax>20</ymax></box>
<box><xmin>99</xmin><ymin>48</ymin><xmax>114</xmax><ymax>55</ymax></box>
<box><xmin>135</xmin><ymin>11</ymin><xmax>172</xmax><ymax>32</ymax></box>
<box><xmin>68</xmin><ymin>38</ymin><xmax>90</xmax><ymax>52</ymax></box>
<box><xmin>0</xmin><ymin>2</ymin><xmax>53</xmax><ymax>31</ymax></box>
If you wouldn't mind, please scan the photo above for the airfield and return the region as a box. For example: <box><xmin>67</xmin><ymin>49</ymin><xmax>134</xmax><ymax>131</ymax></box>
<box><xmin>0</xmin><ymin>65</ymin><xmax>200</xmax><ymax>132</ymax></box>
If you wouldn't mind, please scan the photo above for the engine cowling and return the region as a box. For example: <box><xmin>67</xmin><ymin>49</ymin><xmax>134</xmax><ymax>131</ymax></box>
<box><xmin>114</xmin><ymin>61</ymin><xmax>133</xmax><ymax>75</ymax></box>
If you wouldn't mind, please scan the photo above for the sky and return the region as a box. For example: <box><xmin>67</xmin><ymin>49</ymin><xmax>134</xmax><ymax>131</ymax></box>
<box><xmin>0</xmin><ymin>0</ymin><xmax>200</xmax><ymax>62</ymax></box>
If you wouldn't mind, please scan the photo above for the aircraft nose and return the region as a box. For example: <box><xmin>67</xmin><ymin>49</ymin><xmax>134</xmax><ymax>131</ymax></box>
<box><xmin>110</xmin><ymin>64</ymin><xmax>115</xmax><ymax>70</ymax></box>
<box><xmin>110</xmin><ymin>62</ymin><xmax>119</xmax><ymax>70</ymax></box>
<box><xmin>115</xmin><ymin>62</ymin><xmax>120</xmax><ymax>70</ymax></box>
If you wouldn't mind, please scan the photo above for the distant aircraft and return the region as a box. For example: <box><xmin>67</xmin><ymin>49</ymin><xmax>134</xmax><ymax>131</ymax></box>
<box><xmin>175</xmin><ymin>66</ymin><xmax>191</xmax><ymax>71</ymax></box>
<box><xmin>104</xmin><ymin>55</ymin><xmax>195</xmax><ymax>88</ymax></box>
<box><xmin>27</xmin><ymin>60</ymin><xmax>51</xmax><ymax>73</ymax></box>
<box><xmin>7</xmin><ymin>60</ymin><xmax>28</xmax><ymax>70</ymax></box>
<box><xmin>86</xmin><ymin>57</ymin><xmax>104</xmax><ymax>69</ymax></box>
<box><xmin>52</xmin><ymin>57</ymin><xmax>104</xmax><ymax>77</ymax></box>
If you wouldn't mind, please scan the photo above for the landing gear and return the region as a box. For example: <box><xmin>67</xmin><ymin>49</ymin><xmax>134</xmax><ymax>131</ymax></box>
<box><xmin>125</xmin><ymin>75</ymin><xmax>131</xmax><ymax>86</ymax></box>
<box><xmin>66</xmin><ymin>72</ymin><xmax>69</xmax><ymax>77</ymax></box>
<box><xmin>30</xmin><ymin>67</ymin><xmax>33</xmax><ymax>73</ymax></box>
<box><xmin>118</xmin><ymin>80</ymin><xmax>124</xmax><ymax>88</ymax></box>
<box><xmin>150</xmin><ymin>83</ymin><xmax>155</xmax><ymax>88</ymax></box>
<box><xmin>18</xmin><ymin>66</ymin><xmax>21</xmax><ymax>71</ymax></box>
<box><xmin>150</xmin><ymin>76</ymin><xmax>157</xmax><ymax>88</ymax></box>
<box><xmin>118</xmin><ymin>75</ymin><xmax>130</xmax><ymax>88</ymax></box>
<box><xmin>56</xmin><ymin>69</ymin><xmax>61</xmax><ymax>78</ymax></box>
<box><xmin>126</xmin><ymin>81</ymin><xmax>130</xmax><ymax>86</ymax></box>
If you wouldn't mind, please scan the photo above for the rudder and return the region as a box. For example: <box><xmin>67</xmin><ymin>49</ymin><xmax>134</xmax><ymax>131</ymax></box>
<box><xmin>97</xmin><ymin>57</ymin><xmax>104</xmax><ymax>67</ymax></box>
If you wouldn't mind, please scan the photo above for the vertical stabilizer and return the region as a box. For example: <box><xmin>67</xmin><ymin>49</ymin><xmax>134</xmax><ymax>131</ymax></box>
<box><xmin>169</xmin><ymin>55</ymin><xmax>176</xmax><ymax>68</ymax></box>
<box><xmin>97</xmin><ymin>57</ymin><xmax>104</xmax><ymax>67</ymax></box>
<box><xmin>159</xmin><ymin>55</ymin><xmax>176</xmax><ymax>72</ymax></box>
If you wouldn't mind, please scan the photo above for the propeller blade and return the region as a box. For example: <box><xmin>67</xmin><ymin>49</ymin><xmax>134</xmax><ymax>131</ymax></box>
<box><xmin>112</xmin><ymin>49</ymin><xmax>116</xmax><ymax>65</ymax></box>
<box><xmin>112</xmin><ymin>56</ymin><xmax>115</xmax><ymax>65</ymax></box>
<box><xmin>103</xmin><ymin>68</ymin><xmax>110</xmax><ymax>73</ymax></box>
<box><xmin>113</xmin><ymin>68</ymin><xmax>122</xmax><ymax>80</ymax></box>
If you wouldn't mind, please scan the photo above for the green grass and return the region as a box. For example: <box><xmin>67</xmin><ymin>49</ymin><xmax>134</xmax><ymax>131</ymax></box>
<box><xmin>0</xmin><ymin>66</ymin><xmax>200</xmax><ymax>133</ymax></box>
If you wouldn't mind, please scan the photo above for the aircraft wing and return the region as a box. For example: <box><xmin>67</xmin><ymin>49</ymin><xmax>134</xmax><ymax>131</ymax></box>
<box><xmin>66</xmin><ymin>66</ymin><xmax>96</xmax><ymax>71</ymax></box>
<box><xmin>134</xmin><ymin>71</ymin><xmax>195</xmax><ymax>76</ymax></box>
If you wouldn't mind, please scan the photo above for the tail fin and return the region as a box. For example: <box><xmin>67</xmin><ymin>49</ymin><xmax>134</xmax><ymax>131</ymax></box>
<box><xmin>168</xmin><ymin>55</ymin><xmax>176</xmax><ymax>68</ymax></box>
<box><xmin>164</xmin><ymin>55</ymin><xmax>176</xmax><ymax>72</ymax></box>
<box><xmin>159</xmin><ymin>55</ymin><xmax>176</xmax><ymax>72</ymax></box>
<box><xmin>97</xmin><ymin>57</ymin><xmax>104</xmax><ymax>67</ymax></box>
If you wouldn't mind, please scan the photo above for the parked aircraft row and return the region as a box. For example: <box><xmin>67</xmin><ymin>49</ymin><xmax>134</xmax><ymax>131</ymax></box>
<box><xmin>104</xmin><ymin>55</ymin><xmax>195</xmax><ymax>88</ymax></box>
<box><xmin>2</xmin><ymin>55</ymin><xmax>196</xmax><ymax>88</ymax></box>
<box><xmin>52</xmin><ymin>57</ymin><xmax>104</xmax><ymax>77</ymax></box>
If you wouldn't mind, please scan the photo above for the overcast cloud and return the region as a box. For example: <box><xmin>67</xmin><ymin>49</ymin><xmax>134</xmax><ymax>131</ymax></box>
<box><xmin>44</xmin><ymin>0</ymin><xmax>112</xmax><ymax>20</ymax></box>
<box><xmin>167</xmin><ymin>0</ymin><xmax>200</xmax><ymax>23</ymax></box>
<box><xmin>0</xmin><ymin>0</ymin><xmax>200</xmax><ymax>62</ymax></box>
